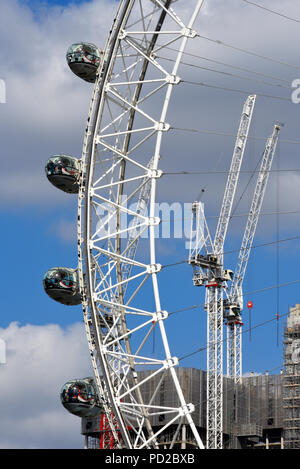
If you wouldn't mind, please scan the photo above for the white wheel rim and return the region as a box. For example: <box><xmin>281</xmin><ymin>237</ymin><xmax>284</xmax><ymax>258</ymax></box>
<box><xmin>77</xmin><ymin>0</ymin><xmax>205</xmax><ymax>449</ymax></box>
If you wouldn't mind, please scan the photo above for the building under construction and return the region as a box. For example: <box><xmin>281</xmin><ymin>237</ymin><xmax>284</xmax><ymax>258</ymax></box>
<box><xmin>283</xmin><ymin>304</ymin><xmax>300</xmax><ymax>448</ymax></box>
<box><xmin>78</xmin><ymin>304</ymin><xmax>300</xmax><ymax>449</ymax></box>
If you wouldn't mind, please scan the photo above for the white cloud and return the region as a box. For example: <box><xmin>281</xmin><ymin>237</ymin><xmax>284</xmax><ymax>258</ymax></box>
<box><xmin>1</xmin><ymin>0</ymin><xmax>300</xmax><ymax>211</ymax></box>
<box><xmin>0</xmin><ymin>4</ymin><xmax>297</xmax><ymax>241</ymax></box>
<box><xmin>49</xmin><ymin>218</ymin><xmax>78</xmax><ymax>243</ymax></box>
<box><xmin>0</xmin><ymin>321</ymin><xmax>93</xmax><ymax>448</ymax></box>
<box><xmin>0</xmin><ymin>0</ymin><xmax>116</xmax><ymax>205</ymax></box>
<box><xmin>0</xmin><ymin>0</ymin><xmax>298</xmax><ymax>449</ymax></box>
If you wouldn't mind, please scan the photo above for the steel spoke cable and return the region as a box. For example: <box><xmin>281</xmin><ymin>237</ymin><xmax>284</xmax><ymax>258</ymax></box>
<box><xmin>240</xmin><ymin>0</ymin><xmax>300</xmax><ymax>25</ymax></box>
<box><xmin>155</xmin><ymin>46</ymin><xmax>291</xmax><ymax>85</ymax></box>
<box><xmin>157</xmin><ymin>208</ymin><xmax>300</xmax><ymax>241</ymax></box>
<box><xmin>231</xmin><ymin>149</ymin><xmax>264</xmax><ymax>219</ymax></box>
<box><xmin>182</xmin><ymin>79</ymin><xmax>291</xmax><ymax>102</ymax></box>
<box><xmin>158</xmin><ymin>209</ymin><xmax>300</xmax><ymax>228</ymax></box>
<box><xmin>160</xmin><ymin>234</ymin><xmax>300</xmax><ymax>271</ymax></box>
<box><xmin>225</xmin><ymin>234</ymin><xmax>300</xmax><ymax>256</ymax></box>
<box><xmin>219</xmin><ymin>208</ymin><xmax>300</xmax><ymax>218</ymax></box>
<box><xmin>168</xmin><ymin>278</ymin><xmax>300</xmax><ymax>319</ymax></box>
<box><xmin>196</xmin><ymin>33</ymin><xmax>300</xmax><ymax>72</ymax></box>
<box><xmin>171</xmin><ymin>126</ymin><xmax>270</xmax><ymax>141</ymax></box>
<box><xmin>163</xmin><ymin>169</ymin><xmax>300</xmax><ymax>175</ymax></box>
<box><xmin>177</xmin><ymin>306</ymin><xmax>293</xmax><ymax>363</ymax></box>
<box><xmin>135</xmin><ymin>35</ymin><xmax>293</xmax><ymax>84</ymax></box>
<box><xmin>171</xmin><ymin>126</ymin><xmax>300</xmax><ymax>146</ymax></box>
<box><xmin>158</xmin><ymin>55</ymin><xmax>290</xmax><ymax>90</ymax></box>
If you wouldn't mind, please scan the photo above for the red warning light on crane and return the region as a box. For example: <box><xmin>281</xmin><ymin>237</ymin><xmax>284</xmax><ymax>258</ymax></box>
<box><xmin>247</xmin><ymin>301</ymin><xmax>253</xmax><ymax>342</ymax></box>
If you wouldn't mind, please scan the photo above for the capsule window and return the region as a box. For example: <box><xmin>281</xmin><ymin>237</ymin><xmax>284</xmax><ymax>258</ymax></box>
<box><xmin>61</xmin><ymin>381</ymin><xmax>95</xmax><ymax>405</ymax></box>
<box><xmin>66</xmin><ymin>43</ymin><xmax>101</xmax><ymax>66</ymax></box>
<box><xmin>45</xmin><ymin>155</ymin><xmax>79</xmax><ymax>177</ymax></box>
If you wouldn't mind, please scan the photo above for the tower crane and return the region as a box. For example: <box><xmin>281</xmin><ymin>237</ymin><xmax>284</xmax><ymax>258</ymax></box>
<box><xmin>225</xmin><ymin>123</ymin><xmax>281</xmax><ymax>383</ymax></box>
<box><xmin>189</xmin><ymin>95</ymin><xmax>256</xmax><ymax>449</ymax></box>
<box><xmin>213</xmin><ymin>95</ymin><xmax>256</xmax><ymax>263</ymax></box>
<box><xmin>189</xmin><ymin>91</ymin><xmax>281</xmax><ymax>448</ymax></box>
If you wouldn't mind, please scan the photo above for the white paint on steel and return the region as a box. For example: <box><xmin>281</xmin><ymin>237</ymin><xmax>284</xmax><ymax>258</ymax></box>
<box><xmin>78</xmin><ymin>0</ymin><xmax>205</xmax><ymax>449</ymax></box>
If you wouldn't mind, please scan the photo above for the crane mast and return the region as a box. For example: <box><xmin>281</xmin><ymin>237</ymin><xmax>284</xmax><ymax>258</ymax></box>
<box><xmin>214</xmin><ymin>95</ymin><xmax>256</xmax><ymax>263</ymax></box>
<box><xmin>225</xmin><ymin>124</ymin><xmax>281</xmax><ymax>383</ymax></box>
<box><xmin>189</xmin><ymin>200</ymin><xmax>214</xmax><ymax>287</ymax></box>
<box><xmin>189</xmin><ymin>95</ymin><xmax>256</xmax><ymax>449</ymax></box>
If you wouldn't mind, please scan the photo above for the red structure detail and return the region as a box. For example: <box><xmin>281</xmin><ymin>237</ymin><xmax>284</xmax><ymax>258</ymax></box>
<box><xmin>99</xmin><ymin>413</ymin><xmax>121</xmax><ymax>449</ymax></box>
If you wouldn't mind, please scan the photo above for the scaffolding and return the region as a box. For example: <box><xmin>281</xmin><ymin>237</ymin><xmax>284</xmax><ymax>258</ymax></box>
<box><xmin>78</xmin><ymin>304</ymin><xmax>300</xmax><ymax>449</ymax></box>
<box><xmin>81</xmin><ymin>368</ymin><xmax>285</xmax><ymax>449</ymax></box>
<box><xmin>283</xmin><ymin>304</ymin><xmax>300</xmax><ymax>449</ymax></box>
<box><xmin>232</xmin><ymin>373</ymin><xmax>284</xmax><ymax>449</ymax></box>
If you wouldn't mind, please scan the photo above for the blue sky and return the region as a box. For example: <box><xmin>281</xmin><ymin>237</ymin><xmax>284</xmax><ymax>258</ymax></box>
<box><xmin>1</xmin><ymin>0</ymin><xmax>300</xmax><ymax>448</ymax></box>
<box><xmin>1</xmin><ymin>0</ymin><xmax>299</xmax><ymax>369</ymax></box>
<box><xmin>23</xmin><ymin>0</ymin><xmax>92</xmax><ymax>9</ymax></box>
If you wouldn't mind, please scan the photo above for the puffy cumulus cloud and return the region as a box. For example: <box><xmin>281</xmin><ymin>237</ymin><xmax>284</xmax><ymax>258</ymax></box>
<box><xmin>49</xmin><ymin>217</ymin><xmax>78</xmax><ymax>243</ymax></box>
<box><xmin>0</xmin><ymin>0</ymin><xmax>116</xmax><ymax>205</ymax></box>
<box><xmin>0</xmin><ymin>321</ymin><xmax>93</xmax><ymax>448</ymax></box>
<box><xmin>139</xmin><ymin>0</ymin><xmax>300</xmax><ymax>236</ymax></box>
<box><xmin>0</xmin><ymin>0</ymin><xmax>299</xmax><ymax>228</ymax></box>
<box><xmin>0</xmin><ymin>0</ymin><xmax>300</xmax><ymax>214</ymax></box>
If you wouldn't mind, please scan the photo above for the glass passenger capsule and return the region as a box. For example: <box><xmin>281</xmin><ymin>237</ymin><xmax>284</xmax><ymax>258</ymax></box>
<box><xmin>60</xmin><ymin>379</ymin><xmax>101</xmax><ymax>418</ymax></box>
<box><xmin>45</xmin><ymin>155</ymin><xmax>79</xmax><ymax>193</ymax></box>
<box><xmin>43</xmin><ymin>267</ymin><xmax>81</xmax><ymax>306</ymax></box>
<box><xmin>66</xmin><ymin>43</ymin><xmax>102</xmax><ymax>83</ymax></box>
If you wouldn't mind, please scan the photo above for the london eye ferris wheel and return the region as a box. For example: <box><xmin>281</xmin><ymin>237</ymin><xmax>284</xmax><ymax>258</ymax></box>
<box><xmin>43</xmin><ymin>0</ymin><xmax>207</xmax><ymax>449</ymax></box>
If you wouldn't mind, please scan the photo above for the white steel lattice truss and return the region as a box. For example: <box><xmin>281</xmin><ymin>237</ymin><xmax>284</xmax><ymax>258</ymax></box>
<box><xmin>216</xmin><ymin>94</ymin><xmax>256</xmax><ymax>395</ymax></box>
<box><xmin>189</xmin><ymin>112</ymin><xmax>280</xmax><ymax>448</ymax></box>
<box><xmin>205</xmin><ymin>284</ymin><xmax>224</xmax><ymax>449</ymax></box>
<box><xmin>227</xmin><ymin>123</ymin><xmax>281</xmax><ymax>384</ymax></box>
<box><xmin>189</xmin><ymin>95</ymin><xmax>256</xmax><ymax>449</ymax></box>
<box><xmin>77</xmin><ymin>0</ymin><xmax>205</xmax><ymax>449</ymax></box>
<box><xmin>209</xmin><ymin>96</ymin><xmax>256</xmax><ymax>448</ymax></box>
